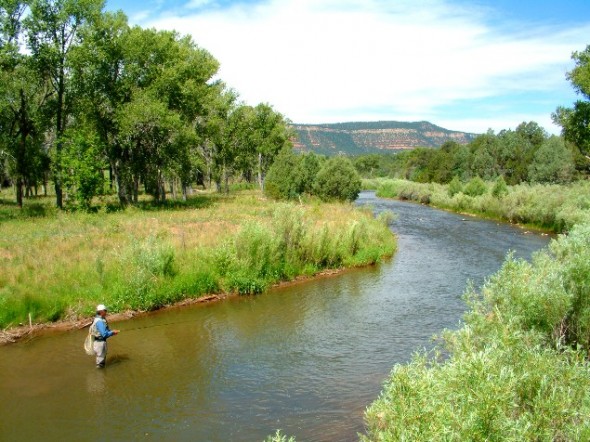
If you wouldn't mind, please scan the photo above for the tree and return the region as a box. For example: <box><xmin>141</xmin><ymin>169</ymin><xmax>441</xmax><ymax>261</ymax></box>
<box><xmin>527</xmin><ymin>136</ymin><xmax>575</xmax><ymax>184</ymax></box>
<box><xmin>73</xmin><ymin>21</ymin><xmax>220</xmax><ymax>204</ymax></box>
<box><xmin>314</xmin><ymin>155</ymin><xmax>361</xmax><ymax>202</ymax></box>
<box><xmin>0</xmin><ymin>0</ymin><xmax>51</xmax><ymax>207</ymax></box>
<box><xmin>117</xmin><ymin>91</ymin><xmax>183</xmax><ymax>202</ymax></box>
<box><xmin>25</xmin><ymin>0</ymin><xmax>104</xmax><ymax>208</ymax></box>
<box><xmin>469</xmin><ymin>131</ymin><xmax>500</xmax><ymax>180</ymax></box>
<box><xmin>294</xmin><ymin>151</ymin><xmax>322</xmax><ymax>195</ymax></box>
<box><xmin>553</xmin><ymin>45</ymin><xmax>590</xmax><ymax>157</ymax></box>
<box><xmin>263</xmin><ymin>146</ymin><xmax>301</xmax><ymax>200</ymax></box>
<box><xmin>251</xmin><ymin>103</ymin><xmax>292</xmax><ymax>191</ymax></box>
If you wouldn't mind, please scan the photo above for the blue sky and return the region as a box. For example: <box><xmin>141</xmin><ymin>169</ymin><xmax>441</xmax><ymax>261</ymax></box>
<box><xmin>106</xmin><ymin>0</ymin><xmax>590</xmax><ymax>134</ymax></box>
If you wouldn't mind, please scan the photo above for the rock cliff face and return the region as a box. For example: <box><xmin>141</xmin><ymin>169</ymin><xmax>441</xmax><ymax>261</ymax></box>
<box><xmin>292</xmin><ymin>121</ymin><xmax>477</xmax><ymax>155</ymax></box>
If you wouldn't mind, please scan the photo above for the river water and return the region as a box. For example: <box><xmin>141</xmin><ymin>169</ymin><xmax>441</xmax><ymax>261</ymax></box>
<box><xmin>0</xmin><ymin>192</ymin><xmax>550</xmax><ymax>441</ymax></box>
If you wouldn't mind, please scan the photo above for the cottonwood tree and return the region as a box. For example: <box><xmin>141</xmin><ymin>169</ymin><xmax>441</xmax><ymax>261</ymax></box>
<box><xmin>554</xmin><ymin>45</ymin><xmax>590</xmax><ymax>158</ymax></box>
<box><xmin>251</xmin><ymin>103</ymin><xmax>293</xmax><ymax>191</ymax></box>
<box><xmin>25</xmin><ymin>0</ymin><xmax>104</xmax><ymax>208</ymax></box>
<box><xmin>0</xmin><ymin>0</ymin><xmax>51</xmax><ymax>206</ymax></box>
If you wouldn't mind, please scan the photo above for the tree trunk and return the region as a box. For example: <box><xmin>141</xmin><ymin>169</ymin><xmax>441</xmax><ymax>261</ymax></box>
<box><xmin>258</xmin><ymin>152</ymin><xmax>264</xmax><ymax>191</ymax></box>
<box><xmin>171</xmin><ymin>180</ymin><xmax>176</xmax><ymax>200</ymax></box>
<box><xmin>115</xmin><ymin>165</ymin><xmax>129</xmax><ymax>207</ymax></box>
<box><xmin>223</xmin><ymin>161</ymin><xmax>229</xmax><ymax>194</ymax></box>
<box><xmin>54</xmin><ymin>64</ymin><xmax>65</xmax><ymax>209</ymax></box>
<box><xmin>16</xmin><ymin>177</ymin><xmax>23</xmax><ymax>208</ymax></box>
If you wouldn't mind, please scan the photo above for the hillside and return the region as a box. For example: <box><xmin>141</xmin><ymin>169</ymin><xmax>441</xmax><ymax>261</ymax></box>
<box><xmin>292</xmin><ymin>121</ymin><xmax>478</xmax><ymax>155</ymax></box>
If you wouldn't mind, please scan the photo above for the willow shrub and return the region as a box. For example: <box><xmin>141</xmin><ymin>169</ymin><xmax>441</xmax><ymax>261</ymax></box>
<box><xmin>364</xmin><ymin>223</ymin><xmax>590</xmax><ymax>441</ymax></box>
<box><xmin>375</xmin><ymin>178</ymin><xmax>590</xmax><ymax>232</ymax></box>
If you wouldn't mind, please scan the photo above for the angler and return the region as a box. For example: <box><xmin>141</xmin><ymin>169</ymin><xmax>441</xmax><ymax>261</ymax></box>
<box><xmin>90</xmin><ymin>304</ymin><xmax>120</xmax><ymax>368</ymax></box>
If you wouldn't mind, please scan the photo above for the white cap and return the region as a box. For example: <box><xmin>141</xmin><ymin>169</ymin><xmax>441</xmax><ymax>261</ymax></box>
<box><xmin>96</xmin><ymin>304</ymin><xmax>108</xmax><ymax>312</ymax></box>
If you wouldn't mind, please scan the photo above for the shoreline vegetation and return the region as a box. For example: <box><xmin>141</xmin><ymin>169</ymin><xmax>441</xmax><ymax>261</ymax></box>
<box><xmin>365</xmin><ymin>177</ymin><xmax>590</xmax><ymax>233</ymax></box>
<box><xmin>0</xmin><ymin>190</ymin><xmax>396</xmax><ymax>345</ymax></box>
<box><xmin>361</xmin><ymin>181</ymin><xmax>590</xmax><ymax>439</ymax></box>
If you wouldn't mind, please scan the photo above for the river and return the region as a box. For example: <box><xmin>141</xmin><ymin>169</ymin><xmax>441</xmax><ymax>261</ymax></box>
<box><xmin>0</xmin><ymin>192</ymin><xmax>550</xmax><ymax>441</ymax></box>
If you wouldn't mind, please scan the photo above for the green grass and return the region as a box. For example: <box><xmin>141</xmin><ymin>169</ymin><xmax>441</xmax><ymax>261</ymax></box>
<box><xmin>0</xmin><ymin>190</ymin><xmax>396</xmax><ymax>329</ymax></box>
<box><xmin>371</xmin><ymin>178</ymin><xmax>590</xmax><ymax>233</ymax></box>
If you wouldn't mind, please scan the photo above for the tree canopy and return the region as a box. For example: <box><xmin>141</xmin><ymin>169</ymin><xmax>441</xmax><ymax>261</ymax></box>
<box><xmin>0</xmin><ymin>1</ymin><xmax>292</xmax><ymax>209</ymax></box>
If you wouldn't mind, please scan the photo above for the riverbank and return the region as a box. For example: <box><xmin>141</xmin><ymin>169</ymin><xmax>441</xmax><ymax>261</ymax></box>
<box><xmin>0</xmin><ymin>265</ymin><xmax>354</xmax><ymax>345</ymax></box>
<box><xmin>0</xmin><ymin>191</ymin><xmax>396</xmax><ymax>339</ymax></box>
<box><xmin>368</xmin><ymin>178</ymin><xmax>590</xmax><ymax>233</ymax></box>
<box><xmin>362</xmin><ymin>181</ymin><xmax>590</xmax><ymax>439</ymax></box>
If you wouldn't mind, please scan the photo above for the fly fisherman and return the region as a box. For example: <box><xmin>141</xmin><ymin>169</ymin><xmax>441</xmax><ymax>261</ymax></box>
<box><xmin>92</xmin><ymin>304</ymin><xmax>120</xmax><ymax>368</ymax></box>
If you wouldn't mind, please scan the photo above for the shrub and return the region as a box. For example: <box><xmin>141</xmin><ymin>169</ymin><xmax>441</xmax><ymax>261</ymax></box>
<box><xmin>491</xmin><ymin>175</ymin><xmax>508</xmax><ymax>198</ymax></box>
<box><xmin>313</xmin><ymin>156</ymin><xmax>362</xmax><ymax>202</ymax></box>
<box><xmin>448</xmin><ymin>175</ymin><xmax>463</xmax><ymax>197</ymax></box>
<box><xmin>463</xmin><ymin>176</ymin><xmax>488</xmax><ymax>197</ymax></box>
<box><xmin>264</xmin><ymin>147</ymin><xmax>302</xmax><ymax>200</ymax></box>
<box><xmin>364</xmin><ymin>222</ymin><xmax>590</xmax><ymax>441</ymax></box>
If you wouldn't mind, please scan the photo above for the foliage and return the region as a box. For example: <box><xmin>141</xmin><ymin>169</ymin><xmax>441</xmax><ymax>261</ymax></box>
<box><xmin>353</xmin><ymin>121</ymin><xmax>583</xmax><ymax>187</ymax></box>
<box><xmin>491</xmin><ymin>175</ymin><xmax>508</xmax><ymax>198</ymax></box>
<box><xmin>313</xmin><ymin>155</ymin><xmax>361</xmax><ymax>202</ymax></box>
<box><xmin>265</xmin><ymin>149</ymin><xmax>360</xmax><ymax>202</ymax></box>
<box><xmin>527</xmin><ymin>136</ymin><xmax>575</xmax><ymax>184</ymax></box>
<box><xmin>0</xmin><ymin>2</ymin><xmax>292</xmax><ymax>210</ymax></box>
<box><xmin>553</xmin><ymin>45</ymin><xmax>590</xmax><ymax>156</ymax></box>
<box><xmin>462</xmin><ymin>176</ymin><xmax>487</xmax><ymax>197</ymax></box>
<box><xmin>448</xmin><ymin>175</ymin><xmax>462</xmax><ymax>197</ymax></box>
<box><xmin>263</xmin><ymin>147</ymin><xmax>302</xmax><ymax>200</ymax></box>
<box><xmin>375</xmin><ymin>178</ymin><xmax>590</xmax><ymax>233</ymax></box>
<box><xmin>364</xmin><ymin>223</ymin><xmax>590</xmax><ymax>441</ymax></box>
<box><xmin>263</xmin><ymin>430</ymin><xmax>296</xmax><ymax>442</ymax></box>
<box><xmin>61</xmin><ymin>128</ymin><xmax>105</xmax><ymax>209</ymax></box>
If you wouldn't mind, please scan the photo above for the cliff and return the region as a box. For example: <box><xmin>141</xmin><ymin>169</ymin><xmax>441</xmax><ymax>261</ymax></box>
<box><xmin>292</xmin><ymin>121</ymin><xmax>478</xmax><ymax>155</ymax></box>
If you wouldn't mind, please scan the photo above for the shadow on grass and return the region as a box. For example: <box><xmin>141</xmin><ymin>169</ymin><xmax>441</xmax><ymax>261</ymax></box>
<box><xmin>0</xmin><ymin>198</ymin><xmax>55</xmax><ymax>222</ymax></box>
<box><xmin>135</xmin><ymin>194</ymin><xmax>222</xmax><ymax>212</ymax></box>
<box><xmin>0</xmin><ymin>192</ymin><xmax>230</xmax><ymax>221</ymax></box>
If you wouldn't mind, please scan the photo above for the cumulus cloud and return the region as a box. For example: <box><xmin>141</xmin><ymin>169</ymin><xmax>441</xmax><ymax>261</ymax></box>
<box><xmin>144</xmin><ymin>0</ymin><xmax>590</xmax><ymax>133</ymax></box>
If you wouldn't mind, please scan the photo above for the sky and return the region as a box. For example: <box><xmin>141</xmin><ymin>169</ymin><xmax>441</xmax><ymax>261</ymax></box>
<box><xmin>106</xmin><ymin>0</ymin><xmax>590</xmax><ymax>134</ymax></box>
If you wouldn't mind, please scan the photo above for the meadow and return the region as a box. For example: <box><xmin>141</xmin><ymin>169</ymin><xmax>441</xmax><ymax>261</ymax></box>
<box><xmin>0</xmin><ymin>190</ymin><xmax>396</xmax><ymax>330</ymax></box>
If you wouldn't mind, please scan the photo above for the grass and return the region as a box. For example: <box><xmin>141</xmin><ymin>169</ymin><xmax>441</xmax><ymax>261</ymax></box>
<box><xmin>0</xmin><ymin>190</ymin><xmax>396</xmax><ymax>329</ymax></box>
<box><xmin>370</xmin><ymin>178</ymin><xmax>590</xmax><ymax>233</ymax></box>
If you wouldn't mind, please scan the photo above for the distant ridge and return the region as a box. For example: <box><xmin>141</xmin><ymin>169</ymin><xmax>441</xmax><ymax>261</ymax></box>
<box><xmin>292</xmin><ymin>121</ymin><xmax>478</xmax><ymax>155</ymax></box>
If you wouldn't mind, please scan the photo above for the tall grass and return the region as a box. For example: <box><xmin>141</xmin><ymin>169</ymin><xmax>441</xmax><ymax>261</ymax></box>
<box><xmin>0</xmin><ymin>192</ymin><xmax>395</xmax><ymax>329</ymax></box>
<box><xmin>363</xmin><ymin>194</ymin><xmax>590</xmax><ymax>440</ymax></box>
<box><xmin>374</xmin><ymin>178</ymin><xmax>590</xmax><ymax>232</ymax></box>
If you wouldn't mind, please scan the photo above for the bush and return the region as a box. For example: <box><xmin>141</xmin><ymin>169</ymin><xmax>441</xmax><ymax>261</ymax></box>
<box><xmin>264</xmin><ymin>147</ymin><xmax>302</xmax><ymax>200</ymax></box>
<box><xmin>463</xmin><ymin>176</ymin><xmax>488</xmax><ymax>197</ymax></box>
<box><xmin>448</xmin><ymin>175</ymin><xmax>463</xmax><ymax>197</ymax></box>
<box><xmin>491</xmin><ymin>175</ymin><xmax>508</xmax><ymax>198</ymax></box>
<box><xmin>314</xmin><ymin>156</ymin><xmax>362</xmax><ymax>202</ymax></box>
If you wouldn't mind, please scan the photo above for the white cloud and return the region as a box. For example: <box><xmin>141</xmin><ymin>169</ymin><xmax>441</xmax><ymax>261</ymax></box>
<box><xmin>144</xmin><ymin>0</ymin><xmax>590</xmax><ymax>133</ymax></box>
